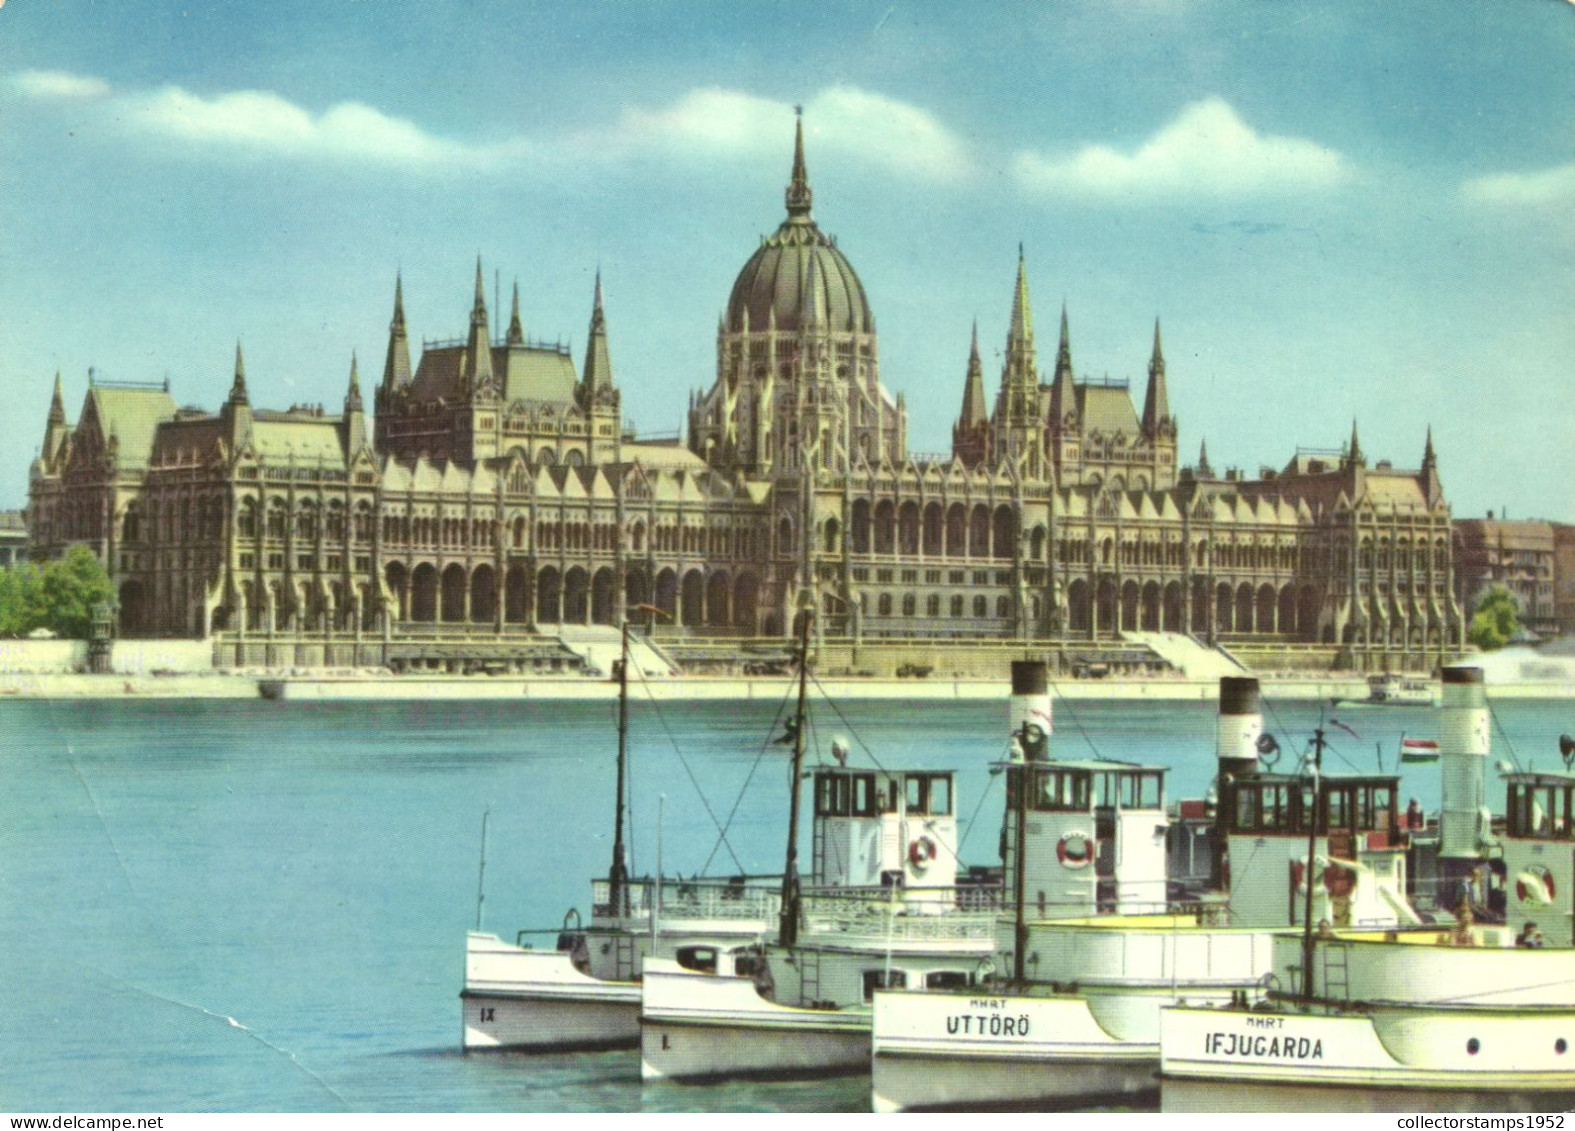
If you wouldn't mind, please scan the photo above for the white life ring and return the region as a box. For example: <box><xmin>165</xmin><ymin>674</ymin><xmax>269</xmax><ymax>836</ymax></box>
<box><xmin>1057</xmin><ymin>831</ymin><xmax>1094</xmax><ymax>869</ymax></box>
<box><xmin>909</xmin><ymin>835</ymin><xmax>938</xmax><ymax>870</ymax></box>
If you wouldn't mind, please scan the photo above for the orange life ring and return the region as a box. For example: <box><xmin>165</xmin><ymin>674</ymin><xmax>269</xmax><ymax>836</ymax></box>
<box><xmin>908</xmin><ymin>836</ymin><xmax>938</xmax><ymax>870</ymax></box>
<box><xmin>1057</xmin><ymin>831</ymin><xmax>1094</xmax><ymax>869</ymax></box>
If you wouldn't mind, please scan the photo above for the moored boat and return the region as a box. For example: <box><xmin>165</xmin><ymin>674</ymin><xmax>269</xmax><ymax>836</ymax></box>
<box><xmin>868</xmin><ymin>673</ymin><xmax>1424</xmax><ymax>1112</ymax></box>
<box><xmin>1160</xmin><ymin>665</ymin><xmax>1575</xmax><ymax>1109</ymax></box>
<box><xmin>638</xmin><ymin>616</ymin><xmax>1004</xmax><ymax>1083</ymax></box>
<box><xmin>462</xmin><ymin>616</ymin><xmax>779</xmax><ymax>1051</ymax></box>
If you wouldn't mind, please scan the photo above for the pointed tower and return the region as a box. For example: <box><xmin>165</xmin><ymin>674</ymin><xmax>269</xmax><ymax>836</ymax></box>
<box><xmin>42</xmin><ymin>371</ymin><xmax>71</xmax><ymax>467</ymax></box>
<box><xmin>1141</xmin><ymin>319</ymin><xmax>1170</xmax><ymax>436</ymax></box>
<box><xmin>952</xmin><ymin>321</ymin><xmax>989</xmax><ymax>466</ymax></box>
<box><xmin>228</xmin><ymin>341</ymin><xmax>249</xmax><ymax>406</ymax></box>
<box><xmin>463</xmin><ymin>257</ymin><xmax>494</xmax><ymax>392</ymax></box>
<box><xmin>1346</xmin><ymin>418</ymin><xmax>1365</xmax><ymax>468</ymax></box>
<box><xmin>988</xmin><ymin>248</ymin><xmax>1045</xmax><ymax>475</ymax></box>
<box><xmin>1420</xmin><ymin>425</ymin><xmax>1443</xmax><ymax>507</ymax></box>
<box><xmin>506</xmin><ymin>280</ymin><xmax>525</xmax><ymax>347</ymax></box>
<box><xmin>380</xmin><ymin>273</ymin><xmax>412</xmax><ymax>397</ymax></box>
<box><xmin>1196</xmin><ymin>438</ymin><xmax>1214</xmax><ymax>479</ymax></box>
<box><xmin>581</xmin><ymin>269</ymin><xmax>615</xmax><ymax>403</ymax></box>
<box><xmin>221</xmin><ymin>341</ymin><xmax>254</xmax><ymax>451</ymax></box>
<box><xmin>344</xmin><ymin>352</ymin><xmax>368</xmax><ymax>457</ymax></box>
<box><xmin>786</xmin><ymin>109</ymin><xmax>813</xmax><ymax>221</ymax></box>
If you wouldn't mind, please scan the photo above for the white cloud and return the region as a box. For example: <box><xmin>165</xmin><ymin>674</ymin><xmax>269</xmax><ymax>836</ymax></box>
<box><xmin>1013</xmin><ymin>98</ymin><xmax>1349</xmax><ymax>200</ymax></box>
<box><xmin>1463</xmin><ymin>162</ymin><xmax>1575</xmax><ymax>207</ymax></box>
<box><xmin>15</xmin><ymin>68</ymin><xmax>519</xmax><ymax>170</ymax></box>
<box><xmin>612</xmin><ymin>85</ymin><xmax>971</xmax><ymax>182</ymax></box>
<box><xmin>14</xmin><ymin>69</ymin><xmax>963</xmax><ymax>182</ymax></box>
<box><xmin>14</xmin><ymin>69</ymin><xmax>111</xmax><ymax>99</ymax></box>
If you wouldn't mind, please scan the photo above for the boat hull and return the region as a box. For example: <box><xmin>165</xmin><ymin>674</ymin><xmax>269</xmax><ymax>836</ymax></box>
<box><xmin>1162</xmin><ymin>1004</ymin><xmax>1575</xmax><ymax>1093</ymax></box>
<box><xmin>639</xmin><ymin>961</ymin><xmax>870</xmax><ymax>1082</ymax></box>
<box><xmin>462</xmin><ymin>987</ymin><xmax>639</xmax><ymax>1052</ymax></box>
<box><xmin>870</xmin><ymin>987</ymin><xmax>1230</xmax><ymax>1112</ymax></box>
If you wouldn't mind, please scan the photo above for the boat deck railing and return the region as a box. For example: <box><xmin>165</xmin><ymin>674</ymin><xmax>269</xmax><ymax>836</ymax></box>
<box><xmin>798</xmin><ymin>885</ymin><xmax>1004</xmax><ymax>941</ymax></box>
<box><xmin>591</xmin><ymin>876</ymin><xmax>782</xmax><ymax>922</ymax></box>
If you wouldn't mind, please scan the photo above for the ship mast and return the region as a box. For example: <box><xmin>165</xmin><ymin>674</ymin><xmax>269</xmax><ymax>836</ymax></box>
<box><xmin>778</xmin><ymin>610</ymin><xmax>813</xmax><ymax>948</ymax></box>
<box><xmin>608</xmin><ymin>618</ymin><xmax>633</xmax><ymax>918</ymax></box>
<box><xmin>1299</xmin><ymin>725</ymin><xmax>1327</xmax><ymax>1001</ymax></box>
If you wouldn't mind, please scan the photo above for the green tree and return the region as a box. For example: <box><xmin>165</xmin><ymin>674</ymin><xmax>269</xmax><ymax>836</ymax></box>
<box><xmin>0</xmin><ymin>546</ymin><xmax>114</xmax><ymax>639</ymax></box>
<box><xmin>1467</xmin><ymin>586</ymin><xmax>1521</xmax><ymax>650</ymax></box>
<box><xmin>0</xmin><ymin>562</ymin><xmax>43</xmax><ymax>636</ymax></box>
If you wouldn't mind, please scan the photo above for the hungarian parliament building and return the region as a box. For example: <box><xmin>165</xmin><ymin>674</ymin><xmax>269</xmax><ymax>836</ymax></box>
<box><xmin>28</xmin><ymin>121</ymin><xmax>1462</xmax><ymax>663</ymax></box>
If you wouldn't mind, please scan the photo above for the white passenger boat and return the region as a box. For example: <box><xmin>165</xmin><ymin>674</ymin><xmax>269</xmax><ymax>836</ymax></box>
<box><xmin>462</xmin><ymin>617</ymin><xmax>781</xmax><ymax>1051</ymax></box>
<box><xmin>1332</xmin><ymin>672</ymin><xmax>1438</xmax><ymax>708</ymax></box>
<box><xmin>638</xmin><ymin>614</ymin><xmax>1002</xmax><ymax>1083</ymax></box>
<box><xmin>1161</xmin><ymin>665</ymin><xmax>1575</xmax><ymax>1108</ymax></box>
<box><xmin>869</xmin><ymin>673</ymin><xmax>1424</xmax><ymax>1112</ymax></box>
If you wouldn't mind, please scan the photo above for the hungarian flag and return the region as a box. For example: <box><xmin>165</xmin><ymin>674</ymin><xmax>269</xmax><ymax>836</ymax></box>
<box><xmin>1400</xmin><ymin>736</ymin><xmax>1440</xmax><ymax>764</ymax></box>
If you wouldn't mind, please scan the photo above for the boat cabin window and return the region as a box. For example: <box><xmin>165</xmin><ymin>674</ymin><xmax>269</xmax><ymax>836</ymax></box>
<box><xmin>925</xmin><ymin>970</ymin><xmax>970</xmax><ymax>990</ymax></box>
<box><xmin>1113</xmin><ymin>770</ymin><xmax>1163</xmax><ymax>811</ymax></box>
<box><xmin>816</xmin><ymin>772</ymin><xmax>901</xmax><ymax>817</ymax></box>
<box><xmin>1234</xmin><ymin>782</ymin><xmax>1296</xmax><ymax>832</ymax></box>
<box><xmin>732</xmin><ymin>951</ymin><xmax>764</xmax><ymax>978</ymax></box>
<box><xmin>1016</xmin><ymin>767</ymin><xmax>1091</xmax><ymax>812</ymax></box>
<box><xmin>815</xmin><ymin>773</ymin><xmax>853</xmax><ymax>817</ymax></box>
<box><xmin>1319</xmin><ymin>782</ymin><xmax>1396</xmax><ymax>836</ymax></box>
<box><xmin>862</xmin><ymin>969</ymin><xmax>907</xmax><ymax>1002</ymax></box>
<box><xmin>676</xmin><ymin>946</ymin><xmax>718</xmax><ymax>974</ymax></box>
<box><xmin>1507</xmin><ymin>781</ymin><xmax>1574</xmax><ymax>839</ymax></box>
<box><xmin>904</xmin><ymin>773</ymin><xmax>953</xmax><ymax>817</ymax></box>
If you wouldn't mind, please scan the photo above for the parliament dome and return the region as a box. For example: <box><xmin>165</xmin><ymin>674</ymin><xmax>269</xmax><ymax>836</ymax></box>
<box><xmin>724</xmin><ymin>119</ymin><xmax>873</xmax><ymax>336</ymax></box>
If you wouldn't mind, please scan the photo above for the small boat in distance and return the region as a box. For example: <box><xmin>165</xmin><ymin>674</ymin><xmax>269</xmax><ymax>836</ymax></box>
<box><xmin>1332</xmin><ymin>672</ymin><xmax>1438</xmax><ymax>708</ymax></box>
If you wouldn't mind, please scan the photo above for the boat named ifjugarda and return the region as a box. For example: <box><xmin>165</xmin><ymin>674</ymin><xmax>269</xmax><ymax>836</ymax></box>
<box><xmin>1161</xmin><ymin>664</ymin><xmax>1575</xmax><ymax>1111</ymax></box>
<box><xmin>868</xmin><ymin>671</ymin><xmax>1425</xmax><ymax>1113</ymax></box>
<box><xmin>638</xmin><ymin>612</ymin><xmax>1003</xmax><ymax>1084</ymax></box>
<box><xmin>462</xmin><ymin>616</ymin><xmax>784</xmax><ymax>1052</ymax></box>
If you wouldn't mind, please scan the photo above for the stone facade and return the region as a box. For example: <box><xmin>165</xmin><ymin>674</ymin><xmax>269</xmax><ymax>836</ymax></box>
<box><xmin>27</xmin><ymin>120</ymin><xmax>1464</xmax><ymax>660</ymax></box>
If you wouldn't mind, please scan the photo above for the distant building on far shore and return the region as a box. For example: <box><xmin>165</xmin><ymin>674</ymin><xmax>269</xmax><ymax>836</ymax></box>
<box><xmin>0</xmin><ymin>510</ymin><xmax>27</xmax><ymax>568</ymax></box>
<box><xmin>1455</xmin><ymin>516</ymin><xmax>1562</xmax><ymax>639</ymax></box>
<box><xmin>24</xmin><ymin>119</ymin><xmax>1466</xmax><ymax>672</ymax></box>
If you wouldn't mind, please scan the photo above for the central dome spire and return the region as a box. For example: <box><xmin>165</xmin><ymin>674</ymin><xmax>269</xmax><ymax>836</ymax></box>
<box><xmin>785</xmin><ymin>107</ymin><xmax>813</xmax><ymax>220</ymax></box>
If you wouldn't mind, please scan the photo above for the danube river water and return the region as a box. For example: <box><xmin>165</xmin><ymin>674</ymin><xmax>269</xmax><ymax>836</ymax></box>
<box><xmin>1</xmin><ymin>691</ymin><xmax>1569</xmax><ymax>1113</ymax></box>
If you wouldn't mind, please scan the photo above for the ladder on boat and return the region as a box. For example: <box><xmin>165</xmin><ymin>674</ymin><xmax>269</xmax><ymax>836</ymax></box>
<box><xmin>616</xmin><ymin>934</ymin><xmax>637</xmax><ymax>980</ymax></box>
<box><xmin>1320</xmin><ymin>943</ymin><xmax>1350</xmax><ymax>1001</ymax></box>
<box><xmin>797</xmin><ymin>948</ymin><xmax>821</xmax><ymax>1007</ymax></box>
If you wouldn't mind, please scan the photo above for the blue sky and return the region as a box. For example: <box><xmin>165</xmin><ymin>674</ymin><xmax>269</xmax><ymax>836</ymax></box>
<box><xmin>1</xmin><ymin>0</ymin><xmax>1570</xmax><ymax>519</ymax></box>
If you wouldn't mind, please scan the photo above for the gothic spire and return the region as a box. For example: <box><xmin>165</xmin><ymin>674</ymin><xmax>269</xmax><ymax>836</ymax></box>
<box><xmin>465</xmin><ymin>256</ymin><xmax>494</xmax><ymax>388</ymax></box>
<box><xmin>581</xmin><ymin>268</ymin><xmax>613</xmax><ymax>397</ymax></box>
<box><xmin>799</xmin><ymin>242</ymin><xmax>826</xmax><ymax>329</ymax></box>
<box><xmin>48</xmin><ymin>371</ymin><xmax>66</xmax><ymax>424</ymax></box>
<box><xmin>382</xmin><ymin>273</ymin><xmax>412</xmax><ymax>392</ymax></box>
<box><xmin>785</xmin><ymin>108</ymin><xmax>813</xmax><ymax>220</ymax></box>
<box><xmin>1422</xmin><ymin>424</ymin><xmax>1436</xmax><ymax>469</ymax></box>
<box><xmin>999</xmin><ymin>246</ymin><xmax>1038</xmax><ymax>405</ymax></box>
<box><xmin>229</xmin><ymin>341</ymin><xmax>249</xmax><ymax>405</ymax></box>
<box><xmin>507</xmin><ymin>280</ymin><xmax>525</xmax><ymax>346</ymax></box>
<box><xmin>345</xmin><ymin>351</ymin><xmax>363</xmax><ymax>413</ymax></box>
<box><xmin>1048</xmin><ymin>301</ymin><xmax>1073</xmax><ymax>424</ymax></box>
<box><xmin>1347</xmin><ymin>418</ymin><xmax>1364</xmax><ymax>466</ymax></box>
<box><xmin>959</xmin><ymin>320</ymin><xmax>987</xmax><ymax>427</ymax></box>
<box><xmin>1141</xmin><ymin>317</ymin><xmax>1170</xmax><ymax>436</ymax></box>
<box><xmin>1197</xmin><ymin>438</ymin><xmax>1214</xmax><ymax>478</ymax></box>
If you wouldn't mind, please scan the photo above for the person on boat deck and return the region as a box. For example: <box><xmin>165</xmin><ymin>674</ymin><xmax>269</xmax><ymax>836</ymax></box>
<box><xmin>1486</xmin><ymin>860</ymin><xmax>1508</xmax><ymax>921</ymax></box>
<box><xmin>1316</xmin><ymin>919</ymin><xmax>1336</xmax><ymax>940</ymax></box>
<box><xmin>1405</xmin><ymin>798</ymin><xmax>1424</xmax><ymax>830</ymax></box>
<box><xmin>1451</xmin><ymin>900</ymin><xmax>1481</xmax><ymax>946</ymax></box>
<box><xmin>1517</xmin><ymin>922</ymin><xmax>1546</xmax><ymax>948</ymax></box>
<box><xmin>1457</xmin><ymin>867</ymin><xmax>1491</xmax><ymax>921</ymax></box>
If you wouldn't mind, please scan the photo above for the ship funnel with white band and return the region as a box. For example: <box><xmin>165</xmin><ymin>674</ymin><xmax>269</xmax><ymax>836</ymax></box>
<box><xmin>1216</xmin><ymin>677</ymin><xmax>1263</xmax><ymax>777</ymax></box>
<box><xmin>1009</xmin><ymin>660</ymin><xmax>1052</xmax><ymax>762</ymax></box>
<box><xmin>1439</xmin><ymin>665</ymin><xmax>1491</xmax><ymax>860</ymax></box>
